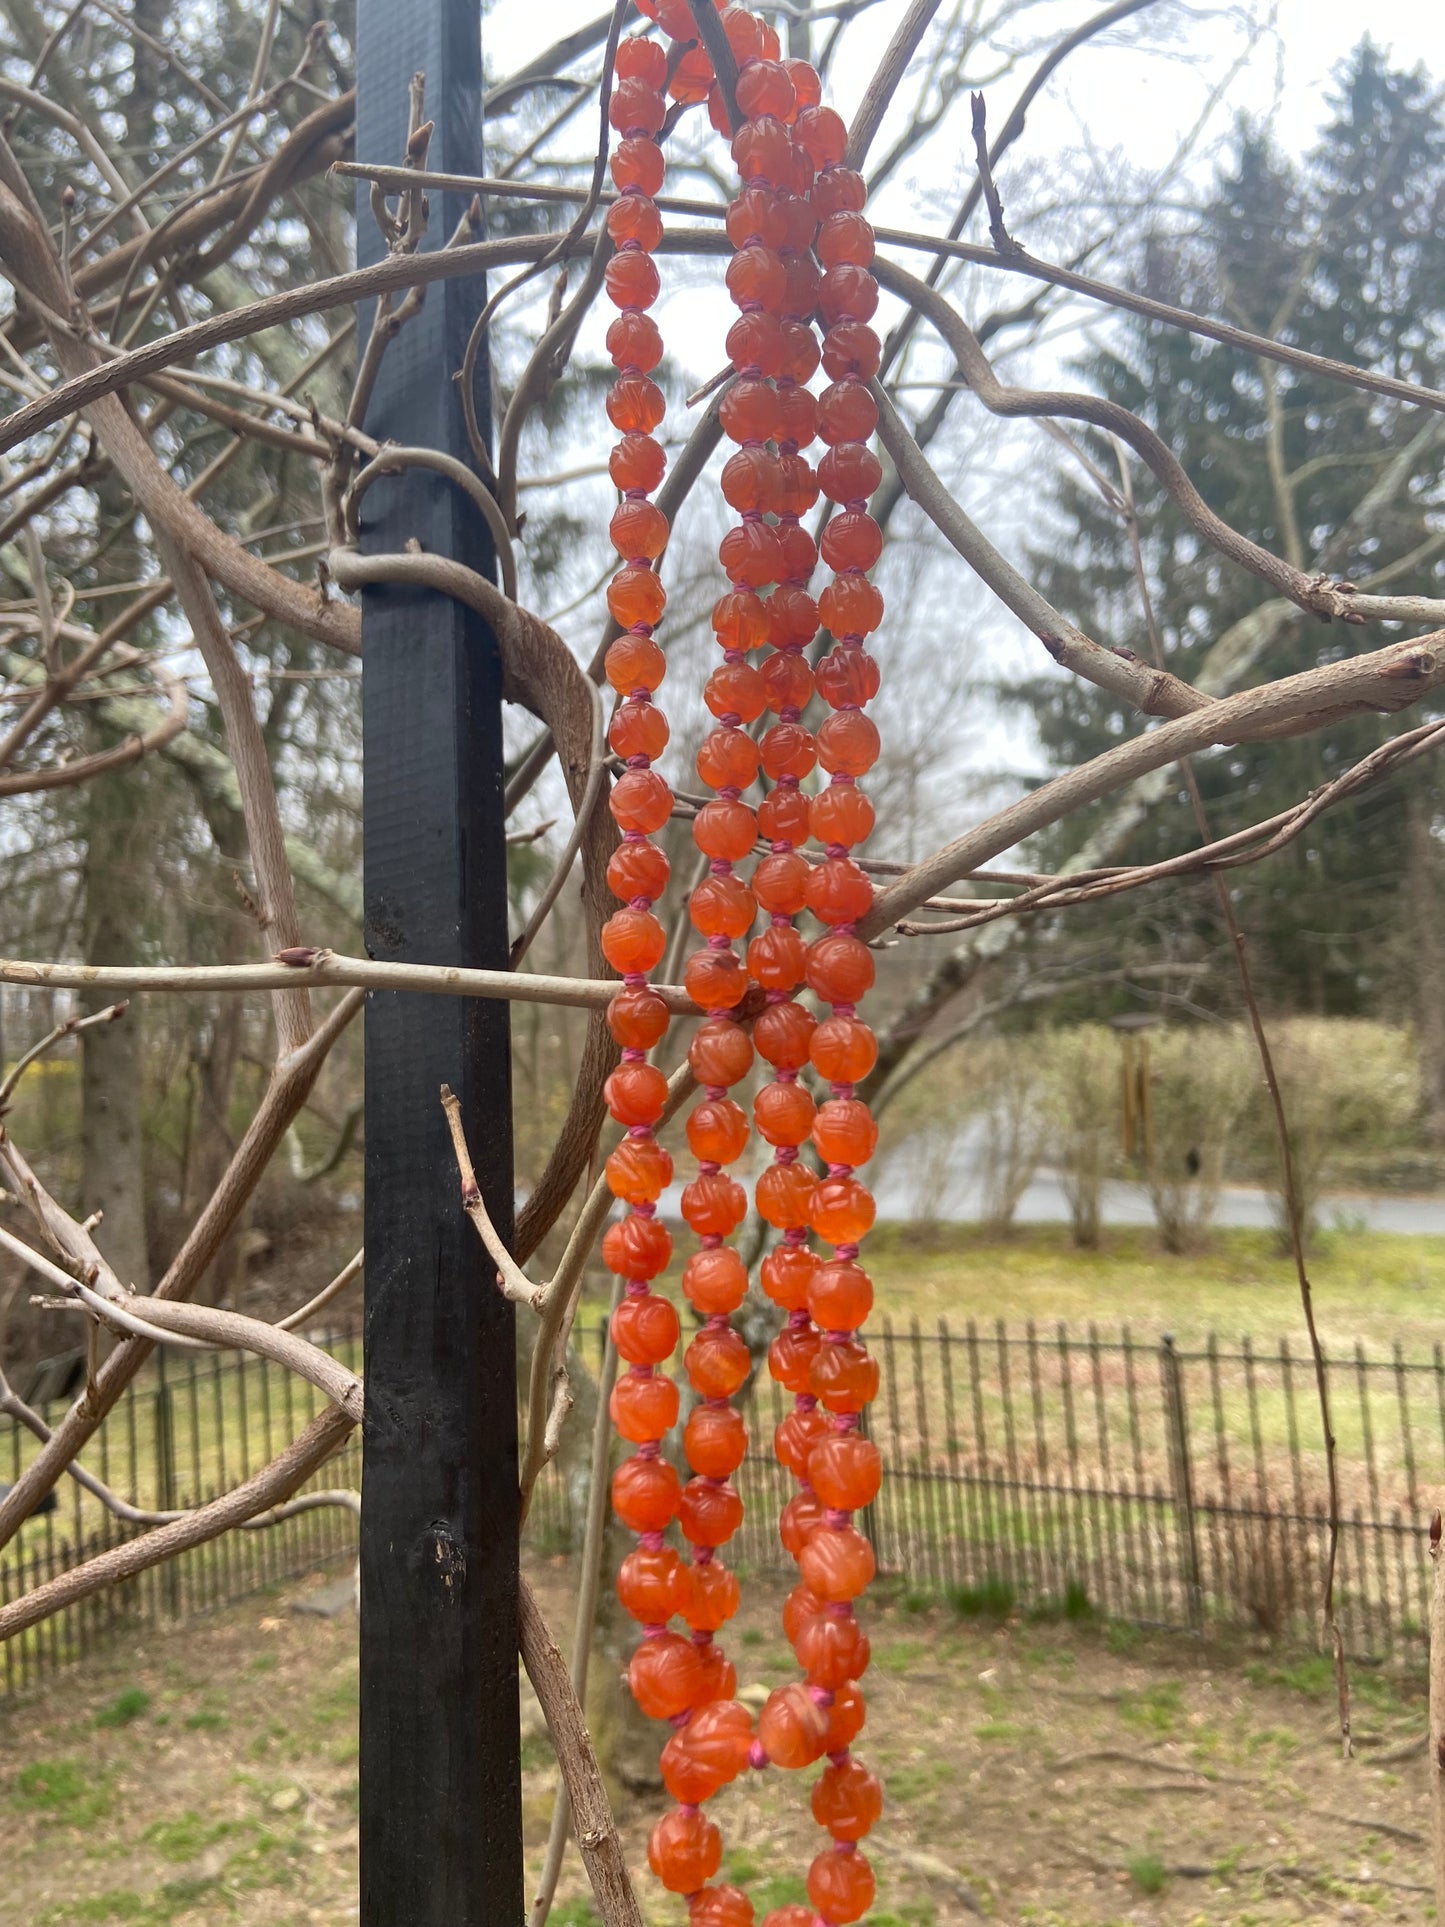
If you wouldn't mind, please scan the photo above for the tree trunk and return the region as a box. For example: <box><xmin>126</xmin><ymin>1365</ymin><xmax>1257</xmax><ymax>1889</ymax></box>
<box><xmin>1407</xmin><ymin>791</ymin><xmax>1445</xmax><ymax>1145</ymax></box>
<box><xmin>81</xmin><ymin>770</ymin><xmax>151</xmax><ymax>1289</ymax></box>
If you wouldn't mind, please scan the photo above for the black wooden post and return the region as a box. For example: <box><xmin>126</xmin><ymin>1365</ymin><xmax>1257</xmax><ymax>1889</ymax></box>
<box><xmin>354</xmin><ymin>3</ymin><xmax>522</xmax><ymax>1922</ymax></box>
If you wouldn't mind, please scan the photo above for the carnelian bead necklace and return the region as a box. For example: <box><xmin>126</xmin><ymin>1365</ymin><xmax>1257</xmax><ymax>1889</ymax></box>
<box><xmin>611</xmin><ymin>13</ymin><xmax>886</xmax><ymax>1926</ymax></box>
<box><xmin>600</xmin><ymin>32</ymin><xmax>704</xmax><ymax>1786</ymax></box>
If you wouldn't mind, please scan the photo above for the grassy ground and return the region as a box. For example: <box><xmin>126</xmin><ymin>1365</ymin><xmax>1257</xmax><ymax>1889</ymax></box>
<box><xmin>0</xmin><ymin>1556</ymin><xmax>1432</xmax><ymax>1926</ymax></box>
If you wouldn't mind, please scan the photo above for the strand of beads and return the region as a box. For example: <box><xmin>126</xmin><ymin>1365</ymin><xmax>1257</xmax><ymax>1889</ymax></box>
<box><xmin>597</xmin><ymin>43</ymin><xmax>747</xmax><ymax>1913</ymax></box>
<box><xmin>788</xmin><ymin>103</ymin><xmax>889</xmax><ymax>1927</ymax></box>
<box><xmin>640</xmin><ymin>11</ymin><xmax>789</xmax><ymax>1924</ymax></box>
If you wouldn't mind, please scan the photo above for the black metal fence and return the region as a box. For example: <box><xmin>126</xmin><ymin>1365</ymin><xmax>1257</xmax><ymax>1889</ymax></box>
<box><xmin>531</xmin><ymin>1318</ymin><xmax>1443</xmax><ymax>1659</ymax></box>
<box><xmin>0</xmin><ymin>1330</ymin><xmax>362</xmax><ymax>1697</ymax></box>
<box><xmin>5</xmin><ymin>1314</ymin><xmax>1441</xmax><ymax>1699</ymax></box>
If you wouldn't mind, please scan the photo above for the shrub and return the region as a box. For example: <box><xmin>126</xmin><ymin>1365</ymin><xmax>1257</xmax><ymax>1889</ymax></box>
<box><xmin>1242</xmin><ymin>1019</ymin><xmax>1420</xmax><ymax>1246</ymax></box>
<box><xmin>1144</xmin><ymin>1027</ymin><xmax>1249</xmax><ymax>1252</ymax></box>
<box><xmin>1041</xmin><ymin>1025</ymin><xmax>1119</xmax><ymax>1248</ymax></box>
<box><xmin>971</xmin><ymin>1037</ymin><xmax>1048</xmax><ymax>1234</ymax></box>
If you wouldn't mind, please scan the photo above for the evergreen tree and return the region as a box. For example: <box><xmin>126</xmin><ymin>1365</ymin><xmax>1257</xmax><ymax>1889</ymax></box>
<box><xmin>1011</xmin><ymin>42</ymin><xmax>1445</xmax><ymax>1016</ymax></box>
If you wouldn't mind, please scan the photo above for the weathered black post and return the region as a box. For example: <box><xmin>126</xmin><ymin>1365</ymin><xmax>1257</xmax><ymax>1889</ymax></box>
<box><xmin>354</xmin><ymin>3</ymin><xmax>522</xmax><ymax>1923</ymax></box>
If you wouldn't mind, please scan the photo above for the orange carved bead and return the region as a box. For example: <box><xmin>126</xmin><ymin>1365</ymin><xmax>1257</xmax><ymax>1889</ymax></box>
<box><xmin>615</xmin><ymin>37</ymin><xmax>667</xmax><ymax>86</ymax></box>
<box><xmin>757</xmin><ymin>784</ymin><xmax>812</xmax><ymax>846</ymax></box>
<box><xmin>810</xmin><ymin>1175</ymin><xmax>876</xmax><ymax>1243</ymax></box>
<box><xmin>770</xmin><ymin>1320</ymin><xmax>822</xmax><ymax>1394</ymax></box>
<box><xmin>809</xmin><ymin>1014</ymin><xmax>878</xmax><ymax>1083</ymax></box>
<box><xmin>610</xmin><ymin>768</ymin><xmax>674</xmax><ymax>836</ymax></box>
<box><xmin>786</xmin><ymin>57</ymin><xmax>823</xmax><ymax>111</ymax></box>
<box><xmin>713</xmin><ymin>588</ymin><xmax>771</xmax><ymax>649</ymax></box>
<box><xmin>661</xmin><ymin>1698</ymin><xmax>753</xmax><ymax>1803</ymax></box>
<box><xmin>608</xmin><ymin>77</ymin><xmax>666</xmax><ymax>137</ymax></box>
<box><xmin>774</xmin><ymin>1401</ymin><xmax>830</xmax><ymax>1477</ymax></box>
<box><xmin>780</xmin><ymin>1488</ymin><xmax>826</xmax><ymax>1556</ymax></box>
<box><xmin>605</xmin><ymin>248</ymin><xmax>663</xmax><ymax>314</ymax></box>
<box><xmin>819</xmin><ymin>575</ymin><xmax>884</xmax><ymax>640</ymax></box>
<box><xmin>817</xmin><ymin>710</ymin><xmax>880</xmax><ymax>778</ymax></box>
<box><xmin>726</xmin><ymin>243</ymin><xmax>787</xmax><ymax>311</ymax></box>
<box><xmin>719</xmin><ymin>377</ymin><xmax>783</xmax><ymax>444</ymax></box>
<box><xmin>808</xmin><ymin>1259</ymin><xmax>873</xmax><ymax>1331</ymax></box>
<box><xmin>825</xmin><ymin>1679</ymin><xmax>867</xmax><ymax>1751</ymax></box>
<box><xmin>686</xmin><ymin>1403</ymin><xmax>748</xmax><ymax>1480</ymax></box>
<box><xmin>817</xmin><ymin>210</ymin><xmax>875</xmax><ymax>268</ymax></box>
<box><xmin>808</xmin><ymin>1847</ymin><xmax>875</xmax><ymax>1923</ymax></box>
<box><xmin>775</xmin><ymin>449</ymin><xmax>820</xmax><ymax>515</ymax></box>
<box><xmin>756</xmin><ymin>1159</ymin><xmax>816</xmax><ymax>1230</ymax></box>
<box><xmin>809</xmin><ymin>782</ymin><xmax>875</xmax><ymax>848</ymax></box>
<box><xmin>747</xmin><ymin>924</ymin><xmax>808</xmax><ymax>991</ymax></box>
<box><xmin>759</xmin><ymin>721</ymin><xmax>817</xmax><ymax>782</ymax></box>
<box><xmin>683</xmin><ymin>1245</ymin><xmax>749</xmax><ymax>1315</ymax></box>
<box><xmin>719</xmin><ymin>519</ymin><xmax>785</xmax><ymax>589</ymax></box>
<box><xmin>805</xmin><ymin>858</ymin><xmax>873</xmax><ymax>926</ymax></box>
<box><xmin>816</xmin><ymin>646</ymin><xmax>881</xmax><ymax>710</ymax></box>
<box><xmin>685</xmin><ymin>1557</ymin><xmax>742</xmax><ymax>1633</ymax></box>
<box><xmin>774</xmin><ymin>381</ymin><xmax>818</xmax><ymax>448</ymax></box>
<box><xmin>611</xmin><ymin>136</ymin><xmax>665</xmax><ymax>196</ymax></box>
<box><xmin>721</xmin><ymin>443</ymin><xmax>783</xmax><ymax>512</ymax></box>
<box><xmin>761</xmin><ymin>650</ymin><xmax>815</xmax><ymax>716</ymax></box>
<box><xmin>606</xmin><ymin>632</ymin><xmax>666</xmax><ymax>697</ymax></box>
<box><xmin>670</xmin><ymin>42</ymin><xmax>714</xmax><ymax>105</ymax></box>
<box><xmin>688</xmin><ymin>1020</ymin><xmax>754</xmax><ymax>1088</ymax></box>
<box><xmin>698</xmin><ymin>725</ymin><xmax>762</xmax><ymax>792</ymax></box>
<box><xmin>604</xmin><ymin>840</ymin><xmax>674</xmax><ymax>905</ymax></box>
<box><xmin>631</xmin><ymin>1630</ymin><xmax>704</xmax><ymax>1719</ymax></box>
<box><xmin>605</xmin><ymin>1132</ymin><xmax>673</xmax><ymax>1205</ymax></box>
<box><xmin>686</xmin><ymin>1097</ymin><xmax>750</xmax><ymax>1166</ymax></box>
<box><xmin>607</xmin><ymin>563</ymin><xmax>667</xmax><ymax>629</ymax></box>
<box><xmin>684</xmin><ymin>946</ymin><xmax>750</xmax><ymax>1012</ymax></box>
<box><xmin>693</xmin><ymin>800</ymin><xmax>758</xmax><ymax>864</ymax></box>
<box><xmin>607</xmin><ymin>372</ymin><xmax>666</xmax><ymax>432</ymax></box>
<box><xmin>608</xmin><ymin>309</ymin><xmax>664</xmax><ymax>372</ymax></box>
<box><xmin>691</xmin><ymin>1883</ymin><xmax>755</xmax><ymax>1927</ymax></box>
<box><xmin>612</xmin><ymin>1290</ymin><xmax>680</xmax><ymax>1365</ymax></box>
<box><xmin>732</xmin><ymin>118</ymin><xmax>792</xmax><ymax>184</ymax></box>
<box><xmin>766</xmin><ymin>583</ymin><xmax>819</xmax><ymax>648</ymax></box>
<box><xmin>736</xmin><ymin>58</ymin><xmax>796</xmax><ymax>122</ymax></box>
<box><xmin>607</xmin><ymin>983</ymin><xmax>670</xmax><ymax>1050</ymax></box>
<box><xmin>757</xmin><ymin>1681</ymin><xmax>828</xmax><ymax>1769</ymax></box>
<box><xmin>726</xmin><ymin>309</ymin><xmax>787</xmax><ymax>382</ymax></box>
<box><xmin>816</xmin><ymin>379</ymin><xmax>878</xmax><ymax>445</ymax></box>
<box><xmin>794</xmin><ymin>1607</ymin><xmax>871</xmax><ymax>1689</ymax></box>
<box><xmin>812</xmin><ymin>1098</ymin><xmax>879</xmax><ymax>1168</ymax></box>
<box><xmin>821</xmin><ymin>320</ymin><xmax>881</xmax><ymax>381</ymax></box>
<box><xmin>705</xmin><ymin>660</ymin><xmax>767</xmax><ymax>724</ymax></box>
<box><xmin>754</xmin><ymin>850</ymin><xmax>810</xmax><ymax>915</ymax></box>
<box><xmin>681</xmin><ymin>1170</ymin><xmax>748</xmax><ymax>1237</ymax></box>
<box><xmin>608</xmin><ymin>697</ymin><xmax>670</xmax><ymax>762</ymax></box>
<box><xmin>778</xmin><ymin>317</ymin><xmax>821</xmax><ymax>381</ymax></box>
<box><xmin>811</xmin><ymin>1337</ymin><xmax>880</xmax><ymax>1415</ymax></box>
<box><xmin>611</xmin><ymin>1368</ymin><xmax>681</xmax><ymax>1443</ymax></box>
<box><xmin>678</xmin><ymin>1476</ymin><xmax>744</xmax><ymax>1547</ymax></box>
<box><xmin>819</xmin><ymin>510</ymin><xmax>882</xmax><ymax>574</ymax></box>
<box><xmin>602</xmin><ymin>907</ymin><xmax>667</xmax><ymax>976</ymax></box>
<box><xmin>612</xmin><ymin>1452</ymin><xmax>681</xmax><ymax>1533</ymax></box>
<box><xmin>819</xmin><ymin>263</ymin><xmax>879</xmax><ymax>325</ymax></box>
<box><xmin>727</xmin><ymin>185</ymin><xmax>788</xmax><ymax>249</ymax></box>
<box><xmin>760</xmin><ymin>1240</ymin><xmax>817</xmax><ymax>1310</ymax></box>
<box><xmin>811</xmin><ymin>164</ymin><xmax>866</xmax><ymax>217</ymax></box>
<box><xmin>690</xmin><ymin>872</ymin><xmax>756</xmax><ymax>940</ymax></box>
<box><xmin>794</xmin><ymin>104</ymin><xmax>847</xmax><ymax>168</ymax></box>
<box><xmin>754</xmin><ymin>1079</ymin><xmax>816</xmax><ymax>1147</ymax></box>
<box><xmin>685</xmin><ymin>1325</ymin><xmax>751</xmax><ymax>1400</ymax></box>
<box><xmin>602</xmin><ymin>1211</ymin><xmax>672</xmax><ymax>1282</ymax></box>
<box><xmin>806</xmin><ymin>933</ymin><xmax>875</xmax><ymax>1003</ymax></box>
<box><xmin>754</xmin><ymin>998</ymin><xmax>816</xmax><ymax>1069</ymax></box>
<box><xmin>799</xmin><ymin>1523</ymin><xmax>876</xmax><ymax>1604</ymax></box>
<box><xmin>604</xmin><ymin>1058</ymin><xmax>669</xmax><ymax>1126</ymax></box>
<box><xmin>610</xmin><ymin>497</ymin><xmax>670</xmax><ymax>561</ymax></box>
<box><xmin>817</xmin><ymin>441</ymin><xmax>882</xmax><ymax>506</ymax></box>
<box><xmin>618</xmin><ymin>1541</ymin><xmax>691</xmax><ymax>1622</ymax></box>
<box><xmin>649</xmin><ymin>1804</ymin><xmax>722</xmax><ymax>1893</ymax></box>
<box><xmin>606</xmin><ymin>194</ymin><xmax>664</xmax><ymax>252</ymax></box>
<box><xmin>812</xmin><ymin>1759</ymin><xmax>883</xmax><ymax>1842</ymax></box>
<box><xmin>609</xmin><ymin>430</ymin><xmax>667</xmax><ymax>492</ymax></box>
<box><xmin>809</xmin><ymin>1432</ymin><xmax>882</xmax><ymax>1510</ymax></box>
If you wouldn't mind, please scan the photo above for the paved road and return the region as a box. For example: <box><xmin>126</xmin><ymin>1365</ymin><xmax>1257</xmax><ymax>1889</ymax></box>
<box><xmin>867</xmin><ymin>1131</ymin><xmax>1445</xmax><ymax>1236</ymax></box>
